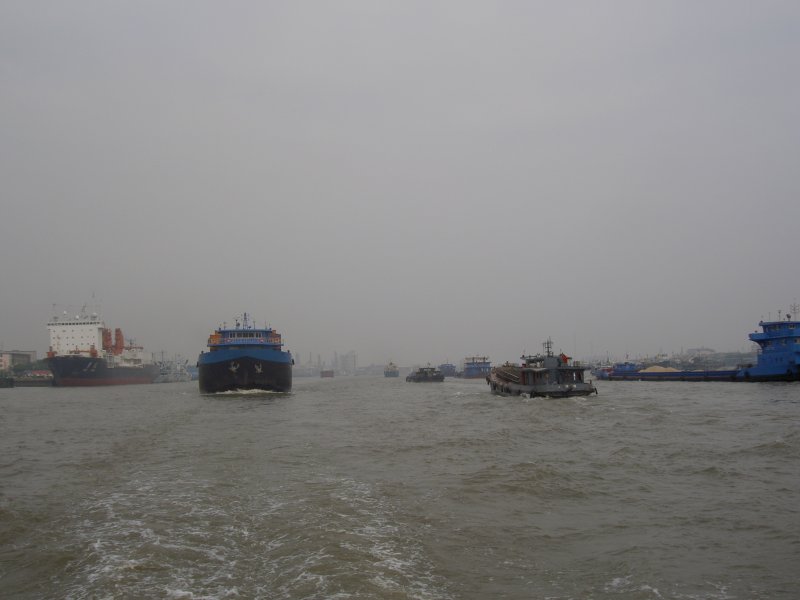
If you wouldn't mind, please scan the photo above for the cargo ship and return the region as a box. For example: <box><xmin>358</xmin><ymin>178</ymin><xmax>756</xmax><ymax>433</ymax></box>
<box><xmin>384</xmin><ymin>362</ymin><xmax>399</xmax><ymax>377</ymax></box>
<box><xmin>46</xmin><ymin>309</ymin><xmax>158</xmax><ymax>386</ymax></box>
<box><xmin>461</xmin><ymin>356</ymin><xmax>491</xmax><ymax>378</ymax></box>
<box><xmin>197</xmin><ymin>313</ymin><xmax>292</xmax><ymax>393</ymax></box>
<box><xmin>597</xmin><ymin>310</ymin><xmax>800</xmax><ymax>382</ymax></box>
<box><xmin>487</xmin><ymin>339</ymin><xmax>597</xmax><ymax>398</ymax></box>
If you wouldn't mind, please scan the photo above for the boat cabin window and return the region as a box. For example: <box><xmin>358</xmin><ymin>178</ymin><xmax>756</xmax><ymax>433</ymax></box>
<box><xmin>228</xmin><ymin>332</ymin><xmax>263</xmax><ymax>339</ymax></box>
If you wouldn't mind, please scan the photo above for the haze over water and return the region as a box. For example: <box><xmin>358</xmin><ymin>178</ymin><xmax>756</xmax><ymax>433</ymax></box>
<box><xmin>2</xmin><ymin>378</ymin><xmax>798</xmax><ymax>599</ymax></box>
<box><xmin>2</xmin><ymin>2</ymin><xmax>800</xmax><ymax>364</ymax></box>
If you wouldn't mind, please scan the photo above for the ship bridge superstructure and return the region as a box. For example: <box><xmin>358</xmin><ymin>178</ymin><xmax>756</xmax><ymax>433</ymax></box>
<box><xmin>744</xmin><ymin>316</ymin><xmax>800</xmax><ymax>379</ymax></box>
<box><xmin>47</xmin><ymin>311</ymin><xmax>104</xmax><ymax>357</ymax></box>
<box><xmin>206</xmin><ymin>313</ymin><xmax>284</xmax><ymax>351</ymax></box>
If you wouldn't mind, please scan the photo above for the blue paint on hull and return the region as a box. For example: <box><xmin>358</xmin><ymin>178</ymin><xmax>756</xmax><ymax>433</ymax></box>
<box><xmin>198</xmin><ymin>346</ymin><xmax>293</xmax><ymax>366</ymax></box>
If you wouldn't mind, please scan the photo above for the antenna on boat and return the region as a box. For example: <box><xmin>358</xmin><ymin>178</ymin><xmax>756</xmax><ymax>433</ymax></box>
<box><xmin>791</xmin><ymin>302</ymin><xmax>799</xmax><ymax>320</ymax></box>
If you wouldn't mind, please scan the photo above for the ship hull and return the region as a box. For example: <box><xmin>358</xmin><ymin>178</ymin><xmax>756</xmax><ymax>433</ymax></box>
<box><xmin>602</xmin><ymin>366</ymin><xmax>799</xmax><ymax>382</ymax></box>
<box><xmin>736</xmin><ymin>365</ymin><xmax>800</xmax><ymax>382</ymax></box>
<box><xmin>197</xmin><ymin>348</ymin><xmax>292</xmax><ymax>393</ymax></box>
<box><xmin>488</xmin><ymin>372</ymin><xmax>597</xmax><ymax>398</ymax></box>
<box><xmin>406</xmin><ymin>373</ymin><xmax>444</xmax><ymax>382</ymax></box>
<box><xmin>605</xmin><ymin>370</ymin><xmax>738</xmax><ymax>382</ymax></box>
<box><xmin>461</xmin><ymin>367</ymin><xmax>491</xmax><ymax>379</ymax></box>
<box><xmin>47</xmin><ymin>356</ymin><xmax>158</xmax><ymax>386</ymax></box>
<box><xmin>384</xmin><ymin>371</ymin><xmax>399</xmax><ymax>377</ymax></box>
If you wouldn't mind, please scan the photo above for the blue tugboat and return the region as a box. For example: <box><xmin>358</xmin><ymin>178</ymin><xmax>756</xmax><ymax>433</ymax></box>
<box><xmin>197</xmin><ymin>313</ymin><xmax>293</xmax><ymax>393</ymax></box>
<box><xmin>384</xmin><ymin>362</ymin><xmax>400</xmax><ymax>377</ymax></box>
<box><xmin>598</xmin><ymin>309</ymin><xmax>800</xmax><ymax>382</ymax></box>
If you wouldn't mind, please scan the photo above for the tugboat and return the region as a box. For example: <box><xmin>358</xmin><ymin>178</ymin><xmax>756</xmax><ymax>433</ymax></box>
<box><xmin>487</xmin><ymin>339</ymin><xmax>597</xmax><ymax>398</ymax></box>
<box><xmin>384</xmin><ymin>362</ymin><xmax>400</xmax><ymax>377</ymax></box>
<box><xmin>406</xmin><ymin>364</ymin><xmax>445</xmax><ymax>382</ymax></box>
<box><xmin>197</xmin><ymin>313</ymin><xmax>292</xmax><ymax>393</ymax></box>
<box><xmin>46</xmin><ymin>307</ymin><xmax>158</xmax><ymax>386</ymax></box>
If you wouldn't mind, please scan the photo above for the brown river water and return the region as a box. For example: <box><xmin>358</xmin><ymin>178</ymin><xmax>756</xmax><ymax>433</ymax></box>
<box><xmin>1</xmin><ymin>377</ymin><xmax>798</xmax><ymax>599</ymax></box>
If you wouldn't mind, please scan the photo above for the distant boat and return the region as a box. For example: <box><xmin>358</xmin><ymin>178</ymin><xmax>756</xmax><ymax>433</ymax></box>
<box><xmin>320</xmin><ymin>369</ymin><xmax>334</xmax><ymax>378</ymax></box>
<box><xmin>384</xmin><ymin>362</ymin><xmax>399</xmax><ymax>377</ymax></box>
<box><xmin>488</xmin><ymin>339</ymin><xmax>597</xmax><ymax>398</ymax></box>
<box><xmin>406</xmin><ymin>365</ymin><xmax>444</xmax><ymax>382</ymax></box>
<box><xmin>438</xmin><ymin>363</ymin><xmax>457</xmax><ymax>377</ymax></box>
<box><xmin>154</xmin><ymin>355</ymin><xmax>192</xmax><ymax>383</ymax></box>
<box><xmin>197</xmin><ymin>313</ymin><xmax>292</xmax><ymax>393</ymax></box>
<box><xmin>186</xmin><ymin>364</ymin><xmax>199</xmax><ymax>380</ymax></box>
<box><xmin>461</xmin><ymin>356</ymin><xmax>491</xmax><ymax>379</ymax></box>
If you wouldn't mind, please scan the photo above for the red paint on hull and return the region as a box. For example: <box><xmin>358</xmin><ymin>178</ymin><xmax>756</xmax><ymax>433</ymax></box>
<box><xmin>54</xmin><ymin>377</ymin><xmax>156</xmax><ymax>386</ymax></box>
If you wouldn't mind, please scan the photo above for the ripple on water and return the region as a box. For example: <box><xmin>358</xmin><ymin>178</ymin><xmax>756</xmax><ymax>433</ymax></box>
<box><xmin>57</xmin><ymin>472</ymin><xmax>453</xmax><ymax>599</ymax></box>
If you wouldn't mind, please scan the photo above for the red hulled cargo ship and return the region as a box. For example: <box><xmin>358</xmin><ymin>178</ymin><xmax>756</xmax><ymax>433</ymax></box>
<box><xmin>46</xmin><ymin>308</ymin><xmax>158</xmax><ymax>386</ymax></box>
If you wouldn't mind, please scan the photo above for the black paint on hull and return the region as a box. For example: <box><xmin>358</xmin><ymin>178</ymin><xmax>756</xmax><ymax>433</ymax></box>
<box><xmin>198</xmin><ymin>357</ymin><xmax>292</xmax><ymax>393</ymax></box>
<box><xmin>47</xmin><ymin>356</ymin><xmax>159</xmax><ymax>386</ymax></box>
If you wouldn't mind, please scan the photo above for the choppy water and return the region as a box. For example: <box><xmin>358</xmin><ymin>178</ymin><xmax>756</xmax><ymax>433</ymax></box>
<box><xmin>1</xmin><ymin>377</ymin><xmax>798</xmax><ymax>599</ymax></box>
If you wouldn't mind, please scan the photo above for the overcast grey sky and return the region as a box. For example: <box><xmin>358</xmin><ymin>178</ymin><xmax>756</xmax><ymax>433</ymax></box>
<box><xmin>2</xmin><ymin>1</ymin><xmax>799</xmax><ymax>366</ymax></box>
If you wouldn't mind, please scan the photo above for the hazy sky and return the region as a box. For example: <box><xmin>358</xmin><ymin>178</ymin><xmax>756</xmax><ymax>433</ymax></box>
<box><xmin>2</xmin><ymin>1</ymin><xmax>799</xmax><ymax>367</ymax></box>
